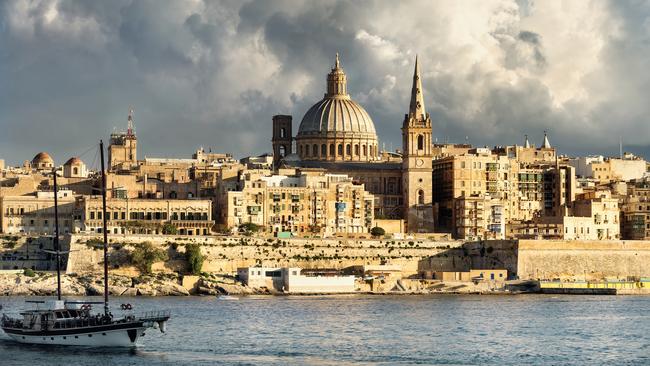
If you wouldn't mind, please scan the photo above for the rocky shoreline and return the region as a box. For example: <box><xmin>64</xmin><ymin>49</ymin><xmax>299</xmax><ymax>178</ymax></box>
<box><xmin>0</xmin><ymin>272</ymin><xmax>536</xmax><ymax>297</ymax></box>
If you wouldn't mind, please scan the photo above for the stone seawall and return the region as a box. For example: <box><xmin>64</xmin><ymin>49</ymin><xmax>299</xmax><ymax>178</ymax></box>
<box><xmin>65</xmin><ymin>234</ymin><xmax>463</xmax><ymax>276</ymax></box>
<box><xmin>516</xmin><ymin>240</ymin><xmax>650</xmax><ymax>281</ymax></box>
<box><xmin>59</xmin><ymin>235</ymin><xmax>650</xmax><ymax>282</ymax></box>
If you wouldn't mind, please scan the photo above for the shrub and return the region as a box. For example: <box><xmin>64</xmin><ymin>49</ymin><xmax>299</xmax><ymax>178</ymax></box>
<box><xmin>370</xmin><ymin>227</ymin><xmax>385</xmax><ymax>238</ymax></box>
<box><xmin>185</xmin><ymin>244</ymin><xmax>205</xmax><ymax>275</ymax></box>
<box><xmin>239</xmin><ymin>222</ymin><xmax>261</xmax><ymax>234</ymax></box>
<box><xmin>23</xmin><ymin>268</ymin><xmax>36</xmax><ymax>277</ymax></box>
<box><xmin>130</xmin><ymin>242</ymin><xmax>168</xmax><ymax>274</ymax></box>
<box><xmin>162</xmin><ymin>223</ymin><xmax>178</xmax><ymax>235</ymax></box>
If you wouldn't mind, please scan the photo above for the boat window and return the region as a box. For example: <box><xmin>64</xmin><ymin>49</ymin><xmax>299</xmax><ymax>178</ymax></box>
<box><xmin>55</xmin><ymin>312</ymin><xmax>63</xmax><ymax>319</ymax></box>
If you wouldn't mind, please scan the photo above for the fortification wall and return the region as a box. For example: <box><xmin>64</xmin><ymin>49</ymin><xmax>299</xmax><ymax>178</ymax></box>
<box><xmin>516</xmin><ymin>240</ymin><xmax>650</xmax><ymax>280</ymax></box>
<box><xmin>66</xmin><ymin>234</ymin><xmax>463</xmax><ymax>276</ymax></box>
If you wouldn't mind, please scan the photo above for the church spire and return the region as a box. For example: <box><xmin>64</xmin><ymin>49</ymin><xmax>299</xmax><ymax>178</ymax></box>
<box><xmin>524</xmin><ymin>134</ymin><xmax>530</xmax><ymax>148</ymax></box>
<box><xmin>542</xmin><ymin>130</ymin><xmax>552</xmax><ymax>149</ymax></box>
<box><xmin>409</xmin><ymin>55</ymin><xmax>426</xmax><ymax>121</ymax></box>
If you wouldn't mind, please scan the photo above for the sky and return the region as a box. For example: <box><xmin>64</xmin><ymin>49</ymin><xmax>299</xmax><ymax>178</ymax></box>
<box><xmin>2</xmin><ymin>0</ymin><xmax>650</xmax><ymax>166</ymax></box>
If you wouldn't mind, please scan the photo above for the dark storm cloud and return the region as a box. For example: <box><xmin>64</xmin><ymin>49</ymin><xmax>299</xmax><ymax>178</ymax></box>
<box><xmin>1</xmin><ymin>0</ymin><xmax>649</xmax><ymax>166</ymax></box>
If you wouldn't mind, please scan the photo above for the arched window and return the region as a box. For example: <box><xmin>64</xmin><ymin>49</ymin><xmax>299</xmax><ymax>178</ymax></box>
<box><xmin>279</xmin><ymin>145</ymin><xmax>286</xmax><ymax>157</ymax></box>
<box><xmin>298</xmin><ymin>145</ymin><xmax>303</xmax><ymax>156</ymax></box>
<box><xmin>338</xmin><ymin>144</ymin><xmax>343</xmax><ymax>156</ymax></box>
<box><xmin>280</xmin><ymin>128</ymin><xmax>286</xmax><ymax>138</ymax></box>
<box><xmin>170</xmin><ymin>191</ymin><xmax>178</xmax><ymax>199</ymax></box>
<box><xmin>418</xmin><ymin>190</ymin><xmax>425</xmax><ymax>205</ymax></box>
<box><xmin>312</xmin><ymin>144</ymin><xmax>318</xmax><ymax>157</ymax></box>
<box><xmin>363</xmin><ymin>145</ymin><xmax>367</xmax><ymax>156</ymax></box>
<box><xmin>321</xmin><ymin>144</ymin><xmax>326</xmax><ymax>157</ymax></box>
<box><xmin>73</xmin><ymin>167</ymin><xmax>78</xmax><ymax>175</ymax></box>
<box><xmin>354</xmin><ymin>144</ymin><xmax>359</xmax><ymax>156</ymax></box>
<box><xmin>370</xmin><ymin>145</ymin><xmax>374</xmax><ymax>157</ymax></box>
<box><xmin>417</xmin><ymin>135</ymin><xmax>424</xmax><ymax>150</ymax></box>
<box><xmin>305</xmin><ymin>144</ymin><xmax>310</xmax><ymax>157</ymax></box>
<box><xmin>346</xmin><ymin>144</ymin><xmax>351</xmax><ymax>156</ymax></box>
<box><xmin>330</xmin><ymin>144</ymin><xmax>335</xmax><ymax>156</ymax></box>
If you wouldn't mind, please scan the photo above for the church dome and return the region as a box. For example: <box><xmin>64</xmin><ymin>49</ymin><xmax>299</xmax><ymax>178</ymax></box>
<box><xmin>32</xmin><ymin>152</ymin><xmax>53</xmax><ymax>164</ymax></box>
<box><xmin>31</xmin><ymin>152</ymin><xmax>54</xmax><ymax>170</ymax></box>
<box><xmin>64</xmin><ymin>157</ymin><xmax>83</xmax><ymax>166</ymax></box>
<box><xmin>298</xmin><ymin>97</ymin><xmax>376</xmax><ymax>137</ymax></box>
<box><xmin>295</xmin><ymin>54</ymin><xmax>379</xmax><ymax>162</ymax></box>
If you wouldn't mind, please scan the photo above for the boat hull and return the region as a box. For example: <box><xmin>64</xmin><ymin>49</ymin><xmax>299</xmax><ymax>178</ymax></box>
<box><xmin>2</xmin><ymin>324</ymin><xmax>147</xmax><ymax>347</ymax></box>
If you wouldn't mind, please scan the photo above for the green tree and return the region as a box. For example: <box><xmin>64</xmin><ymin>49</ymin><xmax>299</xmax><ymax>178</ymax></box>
<box><xmin>185</xmin><ymin>244</ymin><xmax>205</xmax><ymax>275</ymax></box>
<box><xmin>130</xmin><ymin>242</ymin><xmax>168</xmax><ymax>274</ymax></box>
<box><xmin>239</xmin><ymin>222</ymin><xmax>261</xmax><ymax>234</ymax></box>
<box><xmin>162</xmin><ymin>223</ymin><xmax>178</xmax><ymax>235</ymax></box>
<box><xmin>370</xmin><ymin>226</ymin><xmax>386</xmax><ymax>238</ymax></box>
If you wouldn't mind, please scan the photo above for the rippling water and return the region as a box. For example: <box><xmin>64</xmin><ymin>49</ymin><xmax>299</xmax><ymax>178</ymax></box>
<box><xmin>1</xmin><ymin>295</ymin><xmax>648</xmax><ymax>365</ymax></box>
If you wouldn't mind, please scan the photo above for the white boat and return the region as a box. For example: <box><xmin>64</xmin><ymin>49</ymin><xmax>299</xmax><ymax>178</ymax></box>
<box><xmin>216</xmin><ymin>295</ymin><xmax>239</xmax><ymax>301</ymax></box>
<box><xmin>1</xmin><ymin>140</ymin><xmax>170</xmax><ymax>347</ymax></box>
<box><xmin>1</xmin><ymin>300</ymin><xmax>169</xmax><ymax>347</ymax></box>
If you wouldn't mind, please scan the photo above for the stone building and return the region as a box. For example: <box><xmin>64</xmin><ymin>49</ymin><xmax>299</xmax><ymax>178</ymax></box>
<box><xmin>276</xmin><ymin>55</ymin><xmax>432</xmax><ymax>232</ymax></box>
<box><xmin>0</xmin><ymin>190</ymin><xmax>78</xmax><ymax>234</ymax></box>
<box><xmin>81</xmin><ymin>197</ymin><xmax>213</xmax><ymax>236</ymax></box>
<box><xmin>621</xmin><ymin>179</ymin><xmax>650</xmax><ymax>240</ymax></box>
<box><xmin>108</xmin><ymin>109</ymin><xmax>138</xmax><ymax>171</ymax></box>
<box><xmin>223</xmin><ymin>169</ymin><xmax>374</xmax><ymax>236</ymax></box>
<box><xmin>63</xmin><ymin>157</ymin><xmax>87</xmax><ymax>178</ymax></box>
<box><xmin>509</xmin><ymin>190</ymin><xmax>619</xmax><ymax>240</ymax></box>
<box><xmin>569</xmin><ymin>153</ymin><xmax>647</xmax><ymax>183</ymax></box>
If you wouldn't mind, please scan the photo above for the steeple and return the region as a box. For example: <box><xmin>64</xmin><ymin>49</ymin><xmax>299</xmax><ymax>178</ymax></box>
<box><xmin>541</xmin><ymin>130</ymin><xmax>551</xmax><ymax>149</ymax></box>
<box><xmin>326</xmin><ymin>52</ymin><xmax>348</xmax><ymax>97</ymax></box>
<box><xmin>408</xmin><ymin>55</ymin><xmax>426</xmax><ymax>121</ymax></box>
<box><xmin>524</xmin><ymin>134</ymin><xmax>531</xmax><ymax>148</ymax></box>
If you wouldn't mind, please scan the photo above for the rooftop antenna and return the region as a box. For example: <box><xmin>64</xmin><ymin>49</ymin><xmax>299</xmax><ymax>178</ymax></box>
<box><xmin>127</xmin><ymin>106</ymin><xmax>135</xmax><ymax>136</ymax></box>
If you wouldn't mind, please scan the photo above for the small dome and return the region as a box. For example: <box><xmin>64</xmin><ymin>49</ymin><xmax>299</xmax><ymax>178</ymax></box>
<box><xmin>64</xmin><ymin>157</ymin><xmax>83</xmax><ymax>166</ymax></box>
<box><xmin>32</xmin><ymin>152</ymin><xmax>53</xmax><ymax>164</ymax></box>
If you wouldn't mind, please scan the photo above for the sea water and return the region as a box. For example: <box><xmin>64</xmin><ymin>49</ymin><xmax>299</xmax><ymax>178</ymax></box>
<box><xmin>1</xmin><ymin>295</ymin><xmax>648</xmax><ymax>365</ymax></box>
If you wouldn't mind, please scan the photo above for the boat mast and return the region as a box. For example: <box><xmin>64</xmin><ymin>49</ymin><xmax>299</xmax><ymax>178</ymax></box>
<box><xmin>52</xmin><ymin>168</ymin><xmax>62</xmax><ymax>301</ymax></box>
<box><xmin>100</xmin><ymin>140</ymin><xmax>109</xmax><ymax>316</ymax></box>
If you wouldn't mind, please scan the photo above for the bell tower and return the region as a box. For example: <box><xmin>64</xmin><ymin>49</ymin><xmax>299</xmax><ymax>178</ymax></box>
<box><xmin>272</xmin><ymin>115</ymin><xmax>293</xmax><ymax>169</ymax></box>
<box><xmin>402</xmin><ymin>56</ymin><xmax>434</xmax><ymax>232</ymax></box>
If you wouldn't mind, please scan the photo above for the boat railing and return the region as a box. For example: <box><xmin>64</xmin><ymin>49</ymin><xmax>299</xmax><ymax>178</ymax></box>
<box><xmin>136</xmin><ymin>310</ymin><xmax>171</xmax><ymax>322</ymax></box>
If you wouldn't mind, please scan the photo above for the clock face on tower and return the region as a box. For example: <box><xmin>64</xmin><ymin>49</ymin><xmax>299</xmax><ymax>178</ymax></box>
<box><xmin>415</xmin><ymin>158</ymin><xmax>424</xmax><ymax>167</ymax></box>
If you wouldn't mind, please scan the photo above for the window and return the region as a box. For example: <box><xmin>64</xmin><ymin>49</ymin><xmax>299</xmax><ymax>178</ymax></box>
<box><xmin>338</xmin><ymin>144</ymin><xmax>343</xmax><ymax>156</ymax></box>
<box><xmin>330</xmin><ymin>144</ymin><xmax>335</xmax><ymax>156</ymax></box>
<box><xmin>418</xmin><ymin>190</ymin><xmax>425</xmax><ymax>205</ymax></box>
<box><xmin>363</xmin><ymin>145</ymin><xmax>367</xmax><ymax>156</ymax></box>
<box><xmin>346</xmin><ymin>144</ymin><xmax>351</xmax><ymax>156</ymax></box>
<box><xmin>417</xmin><ymin>135</ymin><xmax>424</xmax><ymax>150</ymax></box>
<box><xmin>355</xmin><ymin>144</ymin><xmax>360</xmax><ymax>156</ymax></box>
<box><xmin>305</xmin><ymin>144</ymin><xmax>310</xmax><ymax>157</ymax></box>
<box><xmin>321</xmin><ymin>144</ymin><xmax>326</xmax><ymax>157</ymax></box>
<box><xmin>73</xmin><ymin>167</ymin><xmax>78</xmax><ymax>175</ymax></box>
<box><xmin>280</xmin><ymin>127</ymin><xmax>286</xmax><ymax>138</ymax></box>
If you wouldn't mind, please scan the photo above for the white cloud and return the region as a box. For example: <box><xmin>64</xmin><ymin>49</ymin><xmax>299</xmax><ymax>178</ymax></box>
<box><xmin>1</xmin><ymin>0</ymin><xmax>649</xmax><ymax>164</ymax></box>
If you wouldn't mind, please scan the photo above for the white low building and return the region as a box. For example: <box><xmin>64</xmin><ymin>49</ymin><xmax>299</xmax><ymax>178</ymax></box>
<box><xmin>237</xmin><ymin>267</ymin><xmax>355</xmax><ymax>293</ymax></box>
